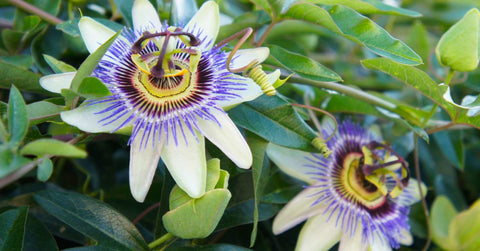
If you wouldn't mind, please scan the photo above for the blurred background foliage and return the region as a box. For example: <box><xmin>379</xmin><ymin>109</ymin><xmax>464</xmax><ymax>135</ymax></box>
<box><xmin>1</xmin><ymin>0</ymin><xmax>480</xmax><ymax>250</ymax></box>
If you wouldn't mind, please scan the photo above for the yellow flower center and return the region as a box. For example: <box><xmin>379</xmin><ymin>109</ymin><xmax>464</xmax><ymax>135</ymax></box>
<box><xmin>341</xmin><ymin>152</ymin><xmax>386</xmax><ymax>209</ymax></box>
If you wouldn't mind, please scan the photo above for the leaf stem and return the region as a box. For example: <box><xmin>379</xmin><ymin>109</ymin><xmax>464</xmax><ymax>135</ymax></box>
<box><xmin>148</xmin><ymin>233</ymin><xmax>174</xmax><ymax>250</ymax></box>
<box><xmin>414</xmin><ymin>136</ymin><xmax>431</xmax><ymax>251</ymax></box>
<box><xmin>8</xmin><ymin>0</ymin><xmax>63</xmax><ymax>25</ymax></box>
<box><xmin>0</xmin><ymin>156</ymin><xmax>49</xmax><ymax>189</ymax></box>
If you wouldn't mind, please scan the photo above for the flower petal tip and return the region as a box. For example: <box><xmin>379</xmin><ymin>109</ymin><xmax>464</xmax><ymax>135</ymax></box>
<box><xmin>39</xmin><ymin>72</ymin><xmax>76</xmax><ymax>93</ymax></box>
<box><xmin>132</xmin><ymin>0</ymin><xmax>162</xmax><ymax>31</ymax></box>
<box><xmin>78</xmin><ymin>17</ymin><xmax>116</xmax><ymax>53</ymax></box>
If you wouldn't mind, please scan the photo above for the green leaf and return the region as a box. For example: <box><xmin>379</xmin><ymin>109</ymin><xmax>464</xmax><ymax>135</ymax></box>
<box><xmin>247</xmin><ymin>132</ymin><xmax>269</xmax><ymax>247</ymax></box>
<box><xmin>113</xmin><ymin>0</ymin><xmax>134</xmax><ymax>27</ymax></box>
<box><xmin>450</xmin><ymin>206</ymin><xmax>480</xmax><ymax>251</ymax></box>
<box><xmin>266</xmin><ymin>45</ymin><xmax>342</xmax><ymax>82</ymax></box>
<box><xmin>229</xmin><ymin>95</ymin><xmax>318</xmax><ymax>152</ymax></box>
<box><xmin>433</xmin><ymin>131</ymin><xmax>464</xmax><ymax>170</ymax></box>
<box><xmin>307</xmin><ymin>0</ymin><xmax>422</xmax><ymax>17</ymax></box>
<box><xmin>406</xmin><ymin>21</ymin><xmax>430</xmax><ymax>71</ymax></box>
<box><xmin>8</xmin><ymin>85</ymin><xmax>28</xmax><ymax>146</ymax></box>
<box><xmin>0</xmin><ymin>60</ymin><xmax>45</xmax><ymax>94</ymax></box>
<box><xmin>436</xmin><ymin>8</ymin><xmax>480</xmax><ymax>72</ymax></box>
<box><xmin>24</xmin><ymin>214</ymin><xmax>59</xmax><ymax>251</ymax></box>
<box><xmin>163</xmin><ymin>189</ymin><xmax>232</xmax><ymax>239</ymax></box>
<box><xmin>206</xmin><ymin>158</ymin><xmax>221</xmax><ymax>191</ymax></box>
<box><xmin>21</xmin><ymin>138</ymin><xmax>87</xmax><ymax>158</ymax></box>
<box><xmin>34</xmin><ymin>190</ymin><xmax>148</xmax><ymax>251</ymax></box>
<box><xmin>76</xmin><ymin>77</ymin><xmax>112</xmax><ymax>99</ymax></box>
<box><xmin>43</xmin><ymin>54</ymin><xmax>76</xmax><ymax>73</ymax></box>
<box><xmin>361</xmin><ymin>58</ymin><xmax>480</xmax><ymax>129</ymax></box>
<box><xmin>0</xmin><ymin>207</ymin><xmax>28</xmax><ymax>251</ymax></box>
<box><xmin>26</xmin><ymin>101</ymin><xmax>63</xmax><ymax>125</ymax></box>
<box><xmin>0</xmin><ymin>55</ymin><xmax>34</xmax><ymax>69</ymax></box>
<box><xmin>430</xmin><ymin>196</ymin><xmax>458</xmax><ymax>250</ymax></box>
<box><xmin>70</xmin><ymin>31</ymin><xmax>121</xmax><ymax>92</ymax></box>
<box><xmin>36</xmin><ymin>158</ymin><xmax>53</xmax><ymax>182</ymax></box>
<box><xmin>0</xmin><ymin>145</ymin><xmax>31</xmax><ymax>178</ymax></box>
<box><xmin>283</xmin><ymin>4</ymin><xmax>422</xmax><ymax>65</ymax></box>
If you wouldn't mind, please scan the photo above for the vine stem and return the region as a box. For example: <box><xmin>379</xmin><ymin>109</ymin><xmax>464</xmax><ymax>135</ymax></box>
<box><xmin>133</xmin><ymin>202</ymin><xmax>160</xmax><ymax>225</ymax></box>
<box><xmin>8</xmin><ymin>0</ymin><xmax>63</xmax><ymax>25</ymax></box>
<box><xmin>148</xmin><ymin>233</ymin><xmax>174</xmax><ymax>250</ymax></box>
<box><xmin>290</xmin><ymin>76</ymin><xmax>396</xmax><ymax>110</ymax></box>
<box><xmin>414</xmin><ymin>135</ymin><xmax>431</xmax><ymax>251</ymax></box>
<box><xmin>255</xmin><ymin>21</ymin><xmax>276</xmax><ymax>47</ymax></box>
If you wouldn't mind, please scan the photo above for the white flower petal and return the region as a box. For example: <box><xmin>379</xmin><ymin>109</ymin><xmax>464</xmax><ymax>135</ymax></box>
<box><xmin>399</xmin><ymin>178</ymin><xmax>427</xmax><ymax>206</ymax></box>
<box><xmin>295</xmin><ymin>213</ymin><xmax>342</xmax><ymax>251</ymax></box>
<box><xmin>132</xmin><ymin>0</ymin><xmax>162</xmax><ymax>31</ymax></box>
<box><xmin>79</xmin><ymin>17</ymin><xmax>116</xmax><ymax>53</ymax></box>
<box><xmin>273</xmin><ymin>185</ymin><xmax>326</xmax><ymax>235</ymax></box>
<box><xmin>216</xmin><ymin>75</ymin><xmax>263</xmax><ymax>109</ymax></box>
<box><xmin>197</xmin><ymin>109</ymin><xmax>252</xmax><ymax>169</ymax></box>
<box><xmin>227</xmin><ymin>47</ymin><xmax>270</xmax><ymax>70</ymax></box>
<box><xmin>266</xmin><ymin>143</ymin><xmax>317</xmax><ymax>184</ymax></box>
<box><xmin>161</xmin><ymin>128</ymin><xmax>206</xmax><ymax>198</ymax></box>
<box><xmin>398</xmin><ymin>229</ymin><xmax>413</xmax><ymax>246</ymax></box>
<box><xmin>129</xmin><ymin>127</ymin><xmax>166</xmax><ymax>202</ymax></box>
<box><xmin>369</xmin><ymin>234</ymin><xmax>392</xmax><ymax>251</ymax></box>
<box><xmin>339</xmin><ymin>224</ymin><xmax>368</xmax><ymax>251</ymax></box>
<box><xmin>60</xmin><ymin>103</ymin><xmax>132</xmax><ymax>133</ymax></box>
<box><xmin>39</xmin><ymin>72</ymin><xmax>76</xmax><ymax>93</ymax></box>
<box><xmin>184</xmin><ymin>1</ymin><xmax>219</xmax><ymax>49</ymax></box>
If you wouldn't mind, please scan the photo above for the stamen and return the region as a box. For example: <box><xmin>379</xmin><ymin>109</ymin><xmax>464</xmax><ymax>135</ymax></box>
<box><xmin>130</xmin><ymin>29</ymin><xmax>202</xmax><ymax>78</ymax></box>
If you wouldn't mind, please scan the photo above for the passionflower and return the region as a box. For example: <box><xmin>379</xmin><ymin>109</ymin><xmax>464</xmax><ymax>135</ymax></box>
<box><xmin>40</xmin><ymin>0</ymin><xmax>278</xmax><ymax>202</ymax></box>
<box><xmin>266</xmin><ymin>120</ymin><xmax>425</xmax><ymax>251</ymax></box>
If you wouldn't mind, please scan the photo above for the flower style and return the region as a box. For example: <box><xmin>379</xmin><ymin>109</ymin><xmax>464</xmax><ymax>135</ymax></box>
<box><xmin>266</xmin><ymin>120</ymin><xmax>425</xmax><ymax>251</ymax></box>
<box><xmin>40</xmin><ymin>0</ymin><xmax>278</xmax><ymax>202</ymax></box>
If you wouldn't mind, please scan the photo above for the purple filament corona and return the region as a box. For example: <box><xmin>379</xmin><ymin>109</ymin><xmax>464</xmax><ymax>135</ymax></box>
<box><xmin>90</xmin><ymin>25</ymin><xmax>246</xmax><ymax>148</ymax></box>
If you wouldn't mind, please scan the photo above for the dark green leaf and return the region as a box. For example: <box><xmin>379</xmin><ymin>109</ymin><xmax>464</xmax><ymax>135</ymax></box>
<box><xmin>168</xmin><ymin>244</ymin><xmax>251</xmax><ymax>251</ymax></box>
<box><xmin>217</xmin><ymin>200</ymin><xmax>281</xmax><ymax>230</ymax></box>
<box><xmin>34</xmin><ymin>190</ymin><xmax>148</xmax><ymax>251</ymax></box>
<box><xmin>21</xmin><ymin>138</ymin><xmax>87</xmax><ymax>158</ymax></box>
<box><xmin>0</xmin><ymin>55</ymin><xmax>33</xmax><ymax>69</ymax></box>
<box><xmin>433</xmin><ymin>131</ymin><xmax>464</xmax><ymax>170</ymax></box>
<box><xmin>0</xmin><ymin>207</ymin><xmax>28</xmax><ymax>251</ymax></box>
<box><xmin>113</xmin><ymin>0</ymin><xmax>134</xmax><ymax>27</ymax></box>
<box><xmin>24</xmin><ymin>213</ymin><xmax>59</xmax><ymax>251</ymax></box>
<box><xmin>0</xmin><ymin>60</ymin><xmax>45</xmax><ymax>94</ymax></box>
<box><xmin>283</xmin><ymin>4</ymin><xmax>422</xmax><ymax>65</ymax></box>
<box><xmin>70</xmin><ymin>31</ymin><xmax>121</xmax><ymax>92</ymax></box>
<box><xmin>229</xmin><ymin>95</ymin><xmax>318</xmax><ymax>152</ymax></box>
<box><xmin>247</xmin><ymin>132</ymin><xmax>269</xmax><ymax>246</ymax></box>
<box><xmin>266</xmin><ymin>45</ymin><xmax>342</xmax><ymax>82</ymax></box>
<box><xmin>8</xmin><ymin>85</ymin><xmax>28</xmax><ymax>146</ymax></box>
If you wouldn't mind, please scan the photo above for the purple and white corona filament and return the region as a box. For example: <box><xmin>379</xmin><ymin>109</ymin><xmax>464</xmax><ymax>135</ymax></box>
<box><xmin>267</xmin><ymin>121</ymin><xmax>425</xmax><ymax>251</ymax></box>
<box><xmin>40</xmin><ymin>0</ymin><xmax>278</xmax><ymax>202</ymax></box>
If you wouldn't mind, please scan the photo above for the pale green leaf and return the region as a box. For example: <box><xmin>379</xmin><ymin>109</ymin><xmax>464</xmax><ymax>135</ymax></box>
<box><xmin>21</xmin><ymin>138</ymin><xmax>87</xmax><ymax>158</ymax></box>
